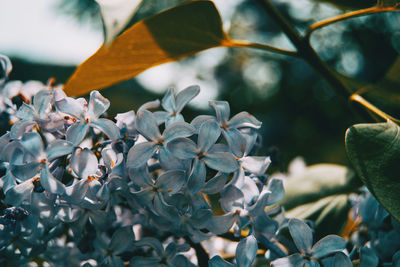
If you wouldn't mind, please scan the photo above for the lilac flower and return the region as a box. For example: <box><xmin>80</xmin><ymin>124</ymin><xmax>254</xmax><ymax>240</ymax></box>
<box><xmin>154</xmin><ymin>85</ymin><xmax>200</xmax><ymax>126</ymax></box>
<box><xmin>54</xmin><ymin>89</ymin><xmax>121</xmax><ymax>145</ymax></box>
<box><xmin>167</xmin><ymin>119</ymin><xmax>239</xmax><ymax>193</ymax></box>
<box><xmin>271</xmin><ymin>218</ymin><xmax>350</xmax><ymax>267</ymax></box>
<box><xmin>126</xmin><ymin>109</ymin><xmax>195</xmax><ymax>169</ymax></box>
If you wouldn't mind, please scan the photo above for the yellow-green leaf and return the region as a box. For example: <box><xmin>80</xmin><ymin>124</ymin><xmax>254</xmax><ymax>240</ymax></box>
<box><xmin>64</xmin><ymin>0</ymin><xmax>228</xmax><ymax>96</ymax></box>
<box><xmin>346</xmin><ymin>121</ymin><xmax>400</xmax><ymax>222</ymax></box>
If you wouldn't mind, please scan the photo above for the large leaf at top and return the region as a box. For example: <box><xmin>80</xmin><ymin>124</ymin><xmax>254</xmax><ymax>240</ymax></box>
<box><xmin>346</xmin><ymin>120</ymin><xmax>400</xmax><ymax>222</ymax></box>
<box><xmin>64</xmin><ymin>0</ymin><xmax>228</xmax><ymax>96</ymax></box>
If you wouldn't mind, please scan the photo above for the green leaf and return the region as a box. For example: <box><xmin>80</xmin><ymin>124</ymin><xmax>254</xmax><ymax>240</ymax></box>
<box><xmin>64</xmin><ymin>0</ymin><xmax>229</xmax><ymax>96</ymax></box>
<box><xmin>346</xmin><ymin>120</ymin><xmax>400</xmax><ymax>222</ymax></box>
<box><xmin>95</xmin><ymin>0</ymin><xmax>143</xmax><ymax>45</ymax></box>
<box><xmin>281</xmin><ymin>164</ymin><xmax>361</xmax><ymax>210</ymax></box>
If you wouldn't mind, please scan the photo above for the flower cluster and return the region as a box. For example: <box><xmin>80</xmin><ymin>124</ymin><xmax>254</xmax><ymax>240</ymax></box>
<box><xmin>1</xmin><ymin>55</ymin><xmax>396</xmax><ymax>266</ymax></box>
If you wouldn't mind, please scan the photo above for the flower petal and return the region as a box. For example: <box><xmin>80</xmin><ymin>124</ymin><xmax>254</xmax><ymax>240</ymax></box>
<box><xmin>46</xmin><ymin>140</ymin><xmax>74</xmax><ymax>161</ymax></box>
<box><xmin>202</xmin><ymin>173</ymin><xmax>228</xmax><ymax>194</ymax></box>
<box><xmin>209</xmin><ymin>101</ymin><xmax>230</xmax><ymax>125</ymax></box>
<box><xmin>16</xmin><ymin>103</ymin><xmax>36</xmax><ymax>120</ymax></box>
<box><xmin>228</xmin><ymin>111</ymin><xmax>262</xmax><ymax>129</ymax></box>
<box><xmin>209</xmin><ymin>255</ymin><xmax>235</xmax><ymax>267</ymax></box>
<box><xmin>91</xmin><ymin>118</ymin><xmax>121</xmax><ymax>141</ymax></box>
<box><xmin>126</xmin><ymin>142</ymin><xmax>157</xmax><ymax>168</ymax></box>
<box><xmin>204</xmin><ymin>152</ymin><xmax>239</xmax><ymax>173</ymax></box>
<box><xmin>208</xmin><ymin>213</ymin><xmax>235</xmax><ymax>235</ymax></box>
<box><xmin>236</xmin><ymin>235</ymin><xmax>258</xmax><ymax>267</ymax></box>
<box><xmin>198</xmin><ymin>120</ymin><xmax>221</xmax><ymax>152</ymax></box>
<box><xmin>21</xmin><ymin>132</ymin><xmax>44</xmax><ymax>156</ymax></box>
<box><xmin>11</xmin><ymin>162</ymin><xmax>41</xmax><ymax>181</ymax></box>
<box><xmin>288</xmin><ymin>218</ymin><xmax>313</xmax><ymax>254</ymax></box>
<box><xmin>190</xmin><ymin>115</ymin><xmax>215</xmax><ymax>132</ymax></box>
<box><xmin>10</xmin><ymin>120</ymin><xmax>36</xmax><ymax>139</ymax></box>
<box><xmin>65</xmin><ymin>178</ymin><xmax>90</xmax><ymax>204</ymax></box>
<box><xmin>163</xmin><ymin>122</ymin><xmax>195</xmax><ymax>142</ymax></box>
<box><xmin>66</xmin><ymin>122</ymin><xmax>89</xmax><ymax>145</ymax></box>
<box><xmin>220</xmin><ymin>185</ymin><xmax>244</xmax><ymax>212</ymax></box>
<box><xmin>166</xmin><ymin>138</ymin><xmax>197</xmax><ymax>159</ymax></box>
<box><xmin>87</xmin><ymin>90</ymin><xmax>110</xmax><ymax>119</ymax></box>
<box><xmin>71</xmin><ymin>148</ymin><xmax>98</xmax><ymax>178</ymax></box>
<box><xmin>271</xmin><ymin>254</ymin><xmax>306</xmax><ymax>267</ymax></box>
<box><xmin>311</xmin><ymin>235</ymin><xmax>346</xmax><ymax>258</ymax></box>
<box><xmin>359</xmin><ymin>246</ymin><xmax>378</xmax><ymax>267</ymax></box>
<box><xmin>156</xmin><ymin>169</ymin><xmax>186</xmax><ymax>194</ymax></box>
<box><xmin>40</xmin><ymin>164</ymin><xmax>65</xmax><ymax>194</ymax></box>
<box><xmin>222</xmin><ymin>128</ymin><xmax>246</xmax><ymax>157</ymax></box>
<box><xmin>321</xmin><ymin>252</ymin><xmax>352</xmax><ymax>267</ymax></box>
<box><xmin>4</xmin><ymin>179</ymin><xmax>34</xmax><ymax>206</ymax></box>
<box><xmin>175</xmin><ymin>85</ymin><xmax>200</xmax><ymax>113</ymax></box>
<box><xmin>161</xmin><ymin>88</ymin><xmax>175</xmax><ymax>113</ymax></box>
<box><xmin>135</xmin><ymin>109</ymin><xmax>161</xmax><ymax>142</ymax></box>
<box><xmin>33</xmin><ymin>89</ymin><xmax>53</xmax><ymax>119</ymax></box>
<box><xmin>109</xmin><ymin>225</ymin><xmax>135</xmax><ymax>254</ymax></box>
<box><xmin>54</xmin><ymin>88</ymin><xmax>86</xmax><ymax>118</ymax></box>
<box><xmin>187</xmin><ymin>158</ymin><xmax>206</xmax><ymax>194</ymax></box>
<box><xmin>241</xmin><ymin>156</ymin><xmax>271</xmax><ymax>175</ymax></box>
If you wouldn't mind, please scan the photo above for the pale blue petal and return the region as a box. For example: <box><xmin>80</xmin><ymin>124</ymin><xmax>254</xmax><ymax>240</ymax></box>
<box><xmin>311</xmin><ymin>235</ymin><xmax>346</xmax><ymax>258</ymax></box>
<box><xmin>190</xmin><ymin>115</ymin><xmax>215</xmax><ymax>132</ymax></box>
<box><xmin>65</xmin><ymin>178</ymin><xmax>90</xmax><ymax>203</ymax></box>
<box><xmin>1</xmin><ymin>170</ymin><xmax>17</xmax><ymax>193</ymax></box>
<box><xmin>109</xmin><ymin>225</ymin><xmax>134</xmax><ymax>254</ymax></box>
<box><xmin>54</xmin><ymin>88</ymin><xmax>85</xmax><ymax>118</ymax></box>
<box><xmin>228</xmin><ymin>112</ymin><xmax>262</xmax><ymax>129</ymax></box>
<box><xmin>40</xmin><ymin>164</ymin><xmax>65</xmax><ymax>194</ymax></box>
<box><xmin>190</xmin><ymin>208</ymin><xmax>212</xmax><ymax>229</ymax></box>
<box><xmin>153</xmin><ymin>193</ymin><xmax>179</xmax><ymax>223</ymax></box>
<box><xmin>222</xmin><ymin>128</ymin><xmax>246</xmax><ymax>157</ymax></box>
<box><xmin>209</xmin><ymin>101</ymin><xmax>230</xmax><ymax>125</ymax></box>
<box><xmin>33</xmin><ymin>89</ymin><xmax>53</xmax><ymax>119</ymax></box>
<box><xmin>66</xmin><ymin>122</ymin><xmax>89</xmax><ymax>145</ymax></box>
<box><xmin>138</xmin><ymin>99</ymin><xmax>160</xmax><ymax>112</ymax></box>
<box><xmin>236</xmin><ymin>235</ymin><xmax>258</xmax><ymax>267</ymax></box>
<box><xmin>131</xmin><ymin>188</ymin><xmax>155</xmax><ymax>204</ymax></box>
<box><xmin>271</xmin><ymin>254</ymin><xmax>306</xmax><ymax>267</ymax></box>
<box><xmin>198</xmin><ymin>120</ymin><xmax>221</xmax><ymax>152</ymax></box>
<box><xmin>91</xmin><ymin>118</ymin><xmax>121</xmax><ymax>141</ymax></box>
<box><xmin>16</xmin><ymin>103</ymin><xmax>36</xmax><ymax>120</ymax></box>
<box><xmin>166</xmin><ymin>138</ymin><xmax>197</xmax><ymax>159</ymax></box>
<box><xmin>46</xmin><ymin>140</ymin><xmax>74</xmax><ymax>161</ymax></box>
<box><xmin>220</xmin><ymin>185</ymin><xmax>244</xmax><ymax>212</ymax></box>
<box><xmin>288</xmin><ymin>218</ymin><xmax>313</xmax><ymax>254</ymax></box>
<box><xmin>321</xmin><ymin>252</ymin><xmax>352</xmax><ymax>267</ymax></box>
<box><xmin>159</xmin><ymin>146</ymin><xmax>190</xmax><ymax>171</ymax></box>
<box><xmin>204</xmin><ymin>152</ymin><xmax>239</xmax><ymax>173</ymax></box>
<box><xmin>11</xmin><ymin>162</ymin><xmax>41</xmax><ymax>180</ymax></box>
<box><xmin>135</xmin><ymin>110</ymin><xmax>161</xmax><ymax>141</ymax></box>
<box><xmin>163</xmin><ymin>122</ymin><xmax>195</xmax><ymax>142</ymax></box>
<box><xmin>175</xmin><ymin>85</ymin><xmax>200</xmax><ymax>113</ymax></box>
<box><xmin>161</xmin><ymin>88</ymin><xmax>176</xmax><ymax>113</ymax></box>
<box><xmin>360</xmin><ymin>247</ymin><xmax>379</xmax><ymax>267</ymax></box>
<box><xmin>87</xmin><ymin>90</ymin><xmax>110</xmax><ymax>119</ymax></box>
<box><xmin>170</xmin><ymin>254</ymin><xmax>192</xmax><ymax>267</ymax></box>
<box><xmin>129</xmin><ymin>166</ymin><xmax>153</xmax><ymax>187</ymax></box>
<box><xmin>266</xmin><ymin>178</ymin><xmax>284</xmax><ymax>205</ymax></box>
<box><xmin>209</xmin><ymin>255</ymin><xmax>235</xmax><ymax>267</ymax></box>
<box><xmin>154</xmin><ymin>110</ymin><xmax>169</xmax><ymax>125</ymax></box>
<box><xmin>5</xmin><ymin>179</ymin><xmax>34</xmax><ymax>206</ymax></box>
<box><xmin>71</xmin><ymin>148</ymin><xmax>98</xmax><ymax>178</ymax></box>
<box><xmin>202</xmin><ymin>173</ymin><xmax>228</xmax><ymax>194</ymax></box>
<box><xmin>241</xmin><ymin>156</ymin><xmax>271</xmax><ymax>175</ymax></box>
<box><xmin>10</xmin><ymin>120</ymin><xmax>36</xmax><ymax>139</ymax></box>
<box><xmin>236</xmin><ymin>176</ymin><xmax>259</xmax><ymax>205</ymax></box>
<box><xmin>21</xmin><ymin>132</ymin><xmax>44</xmax><ymax>156</ymax></box>
<box><xmin>126</xmin><ymin>142</ymin><xmax>157</xmax><ymax>168</ymax></box>
<box><xmin>156</xmin><ymin>169</ymin><xmax>186</xmax><ymax>194</ymax></box>
<box><xmin>209</xmin><ymin>213</ymin><xmax>235</xmax><ymax>235</ymax></box>
<box><xmin>165</xmin><ymin>113</ymin><xmax>184</xmax><ymax>127</ymax></box>
<box><xmin>187</xmin><ymin>158</ymin><xmax>206</xmax><ymax>194</ymax></box>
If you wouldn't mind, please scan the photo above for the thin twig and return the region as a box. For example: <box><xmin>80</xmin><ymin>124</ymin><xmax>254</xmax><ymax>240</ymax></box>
<box><xmin>224</xmin><ymin>39</ymin><xmax>298</xmax><ymax>57</ymax></box>
<box><xmin>350</xmin><ymin>94</ymin><xmax>400</xmax><ymax>123</ymax></box>
<box><xmin>305</xmin><ymin>6</ymin><xmax>400</xmax><ymax>40</ymax></box>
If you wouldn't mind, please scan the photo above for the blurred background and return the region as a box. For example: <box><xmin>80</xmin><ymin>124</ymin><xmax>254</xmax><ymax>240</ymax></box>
<box><xmin>1</xmin><ymin>0</ymin><xmax>400</xmax><ymax>169</ymax></box>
